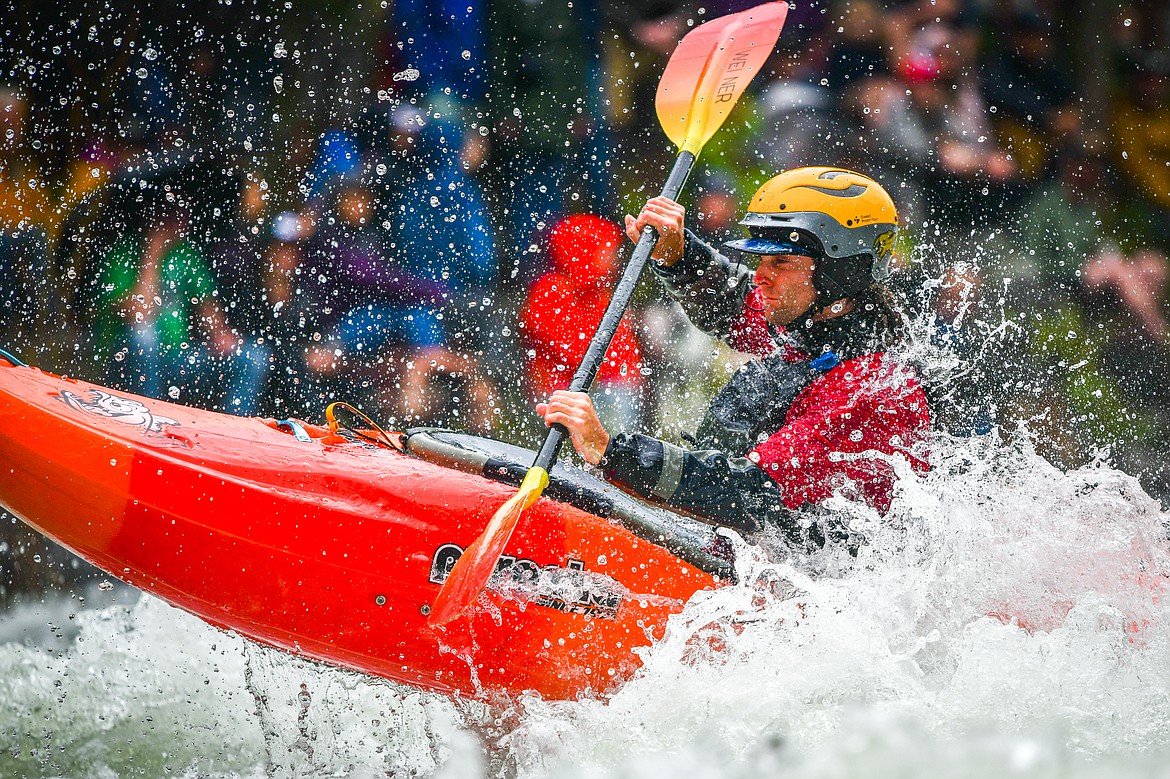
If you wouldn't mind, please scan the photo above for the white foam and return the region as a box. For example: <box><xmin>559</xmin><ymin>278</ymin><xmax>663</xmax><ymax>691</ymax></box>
<box><xmin>506</xmin><ymin>433</ymin><xmax>1170</xmax><ymax>778</ymax></box>
<box><xmin>2</xmin><ymin>434</ymin><xmax>1169</xmax><ymax>778</ymax></box>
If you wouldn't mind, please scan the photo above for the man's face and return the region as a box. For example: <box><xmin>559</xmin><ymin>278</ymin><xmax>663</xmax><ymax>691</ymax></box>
<box><xmin>753</xmin><ymin>253</ymin><xmax>818</xmax><ymax>327</ymax></box>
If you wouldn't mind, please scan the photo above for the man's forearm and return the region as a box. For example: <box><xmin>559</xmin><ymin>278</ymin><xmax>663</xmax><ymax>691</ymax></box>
<box><xmin>600</xmin><ymin>431</ymin><xmax>798</xmax><ymax>534</ymax></box>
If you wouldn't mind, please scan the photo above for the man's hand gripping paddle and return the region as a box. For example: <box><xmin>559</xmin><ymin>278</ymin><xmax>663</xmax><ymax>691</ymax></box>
<box><xmin>428</xmin><ymin>2</ymin><xmax>789</xmax><ymax>626</ymax></box>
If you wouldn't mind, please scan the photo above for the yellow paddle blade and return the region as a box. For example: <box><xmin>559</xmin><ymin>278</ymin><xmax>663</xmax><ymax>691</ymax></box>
<box><xmin>656</xmin><ymin>2</ymin><xmax>789</xmax><ymax>155</ymax></box>
<box><xmin>427</xmin><ymin>467</ymin><xmax>550</xmax><ymax>626</ymax></box>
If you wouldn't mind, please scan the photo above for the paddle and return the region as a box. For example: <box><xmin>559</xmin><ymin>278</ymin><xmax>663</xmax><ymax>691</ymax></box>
<box><xmin>428</xmin><ymin>1</ymin><xmax>789</xmax><ymax>626</ymax></box>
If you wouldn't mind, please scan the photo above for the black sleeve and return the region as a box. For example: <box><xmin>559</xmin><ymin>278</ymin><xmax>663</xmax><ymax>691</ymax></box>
<box><xmin>651</xmin><ymin>229</ymin><xmax>755</xmax><ymax>342</ymax></box>
<box><xmin>600</xmin><ymin>432</ymin><xmax>800</xmax><ymax>536</ymax></box>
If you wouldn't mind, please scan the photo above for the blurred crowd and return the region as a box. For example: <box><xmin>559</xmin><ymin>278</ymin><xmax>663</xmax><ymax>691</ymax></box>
<box><xmin>1</xmin><ymin>0</ymin><xmax>1168</xmax><ymax>541</ymax></box>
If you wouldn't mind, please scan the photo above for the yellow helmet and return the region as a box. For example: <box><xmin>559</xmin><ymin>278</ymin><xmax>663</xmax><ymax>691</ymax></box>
<box><xmin>725</xmin><ymin>167</ymin><xmax>899</xmax><ymax>303</ymax></box>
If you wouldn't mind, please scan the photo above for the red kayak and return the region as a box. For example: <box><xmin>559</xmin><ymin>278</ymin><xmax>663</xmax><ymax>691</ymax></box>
<box><xmin>0</xmin><ymin>355</ymin><xmax>729</xmax><ymax>700</ymax></box>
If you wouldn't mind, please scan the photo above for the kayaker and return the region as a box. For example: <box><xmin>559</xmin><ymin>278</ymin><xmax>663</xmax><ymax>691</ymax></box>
<box><xmin>537</xmin><ymin>167</ymin><xmax>931</xmax><ymax>545</ymax></box>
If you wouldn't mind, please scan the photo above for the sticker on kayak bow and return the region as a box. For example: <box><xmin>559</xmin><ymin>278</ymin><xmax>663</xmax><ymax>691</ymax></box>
<box><xmin>429</xmin><ymin>543</ymin><xmax>623</xmax><ymax>619</ymax></box>
<box><xmin>56</xmin><ymin>389</ymin><xmax>180</xmax><ymax>435</ymax></box>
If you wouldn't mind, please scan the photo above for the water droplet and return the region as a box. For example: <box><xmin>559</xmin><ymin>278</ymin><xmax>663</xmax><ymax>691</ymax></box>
<box><xmin>98</xmin><ymin>580</ymin><xmax>114</xmax><ymax>591</ymax></box>
<box><xmin>134</xmin><ymin>67</ymin><xmax>148</xmax><ymax>79</ymax></box>
<box><xmin>143</xmin><ymin>47</ymin><xmax>158</xmax><ymax>60</ymax></box>
<box><xmin>168</xmin><ymin>386</ymin><xmax>181</xmax><ymax>399</ymax></box>
<box><xmin>393</xmin><ymin>68</ymin><xmax>420</xmax><ymax>82</ymax></box>
<box><xmin>1123</xmin><ymin>18</ymin><xmax>1132</xmax><ymax>27</ymax></box>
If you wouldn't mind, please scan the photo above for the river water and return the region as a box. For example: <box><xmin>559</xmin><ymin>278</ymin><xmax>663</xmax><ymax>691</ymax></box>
<box><xmin>2</xmin><ymin>431</ymin><xmax>1169</xmax><ymax>778</ymax></box>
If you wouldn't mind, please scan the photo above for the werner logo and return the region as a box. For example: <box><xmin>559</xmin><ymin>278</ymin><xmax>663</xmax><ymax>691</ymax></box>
<box><xmin>715</xmin><ymin>50</ymin><xmax>753</xmax><ymax>103</ymax></box>
<box><xmin>429</xmin><ymin>544</ymin><xmax>622</xmax><ymax>619</ymax></box>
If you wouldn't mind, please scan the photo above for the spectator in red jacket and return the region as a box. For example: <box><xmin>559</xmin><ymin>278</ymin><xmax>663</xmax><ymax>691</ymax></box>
<box><xmin>538</xmin><ymin>167</ymin><xmax>931</xmax><ymax>549</ymax></box>
<box><xmin>520</xmin><ymin>213</ymin><xmax>645</xmax><ymax>431</ymax></box>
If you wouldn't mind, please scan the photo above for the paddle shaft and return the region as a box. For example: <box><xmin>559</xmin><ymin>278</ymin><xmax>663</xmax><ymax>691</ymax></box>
<box><xmin>533</xmin><ymin>150</ymin><xmax>696</xmax><ymax>471</ymax></box>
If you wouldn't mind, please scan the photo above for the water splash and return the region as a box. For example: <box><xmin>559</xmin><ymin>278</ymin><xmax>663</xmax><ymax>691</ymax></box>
<box><xmin>0</xmin><ymin>597</ymin><xmax>262</xmax><ymax>777</ymax></box>
<box><xmin>504</xmin><ymin>432</ymin><xmax>1170</xmax><ymax>777</ymax></box>
<box><xmin>244</xmin><ymin>643</ymin><xmax>482</xmax><ymax>778</ymax></box>
<box><xmin>1</xmin><ymin>433</ymin><xmax>1168</xmax><ymax>778</ymax></box>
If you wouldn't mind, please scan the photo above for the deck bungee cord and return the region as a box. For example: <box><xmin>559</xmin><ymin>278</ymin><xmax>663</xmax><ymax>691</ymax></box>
<box><xmin>0</xmin><ymin>347</ymin><xmax>28</xmax><ymax>367</ymax></box>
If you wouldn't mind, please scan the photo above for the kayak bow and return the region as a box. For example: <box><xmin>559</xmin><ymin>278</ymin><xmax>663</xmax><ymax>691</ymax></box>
<box><xmin>0</xmin><ymin>359</ymin><xmax>724</xmax><ymax>700</ymax></box>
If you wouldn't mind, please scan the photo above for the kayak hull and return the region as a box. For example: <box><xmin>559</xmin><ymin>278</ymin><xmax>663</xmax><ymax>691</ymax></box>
<box><xmin>0</xmin><ymin>362</ymin><xmax>718</xmax><ymax>699</ymax></box>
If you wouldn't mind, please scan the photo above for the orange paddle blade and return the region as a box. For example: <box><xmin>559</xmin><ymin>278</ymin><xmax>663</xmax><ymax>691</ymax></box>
<box><xmin>656</xmin><ymin>2</ymin><xmax>789</xmax><ymax>155</ymax></box>
<box><xmin>428</xmin><ymin>467</ymin><xmax>549</xmax><ymax>626</ymax></box>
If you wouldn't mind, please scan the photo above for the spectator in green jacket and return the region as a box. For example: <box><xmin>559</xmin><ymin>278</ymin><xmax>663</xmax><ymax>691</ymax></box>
<box><xmin>92</xmin><ymin>193</ymin><xmax>266</xmax><ymax>412</ymax></box>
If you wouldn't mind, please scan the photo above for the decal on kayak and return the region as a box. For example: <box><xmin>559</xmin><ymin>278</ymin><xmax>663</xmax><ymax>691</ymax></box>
<box><xmin>56</xmin><ymin>389</ymin><xmax>180</xmax><ymax>435</ymax></box>
<box><xmin>429</xmin><ymin>543</ymin><xmax>623</xmax><ymax>619</ymax></box>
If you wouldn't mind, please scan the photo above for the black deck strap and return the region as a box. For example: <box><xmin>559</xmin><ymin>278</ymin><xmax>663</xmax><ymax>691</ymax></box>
<box><xmin>401</xmin><ymin>427</ymin><xmax>492</xmax><ymax>476</ymax></box>
<box><xmin>483</xmin><ymin>455</ymin><xmax>617</xmax><ymax>520</ymax></box>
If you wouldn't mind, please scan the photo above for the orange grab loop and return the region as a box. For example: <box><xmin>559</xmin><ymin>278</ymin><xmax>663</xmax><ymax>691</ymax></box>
<box><xmin>324</xmin><ymin>401</ymin><xmax>402</xmax><ymax>451</ymax></box>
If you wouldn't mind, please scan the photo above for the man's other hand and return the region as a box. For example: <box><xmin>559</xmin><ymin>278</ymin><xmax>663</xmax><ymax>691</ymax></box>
<box><xmin>536</xmin><ymin>390</ymin><xmax>611</xmax><ymax>465</ymax></box>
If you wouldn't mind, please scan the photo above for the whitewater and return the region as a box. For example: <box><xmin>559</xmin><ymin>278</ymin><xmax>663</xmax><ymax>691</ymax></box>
<box><xmin>2</xmin><ymin>423</ymin><xmax>1168</xmax><ymax>778</ymax></box>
